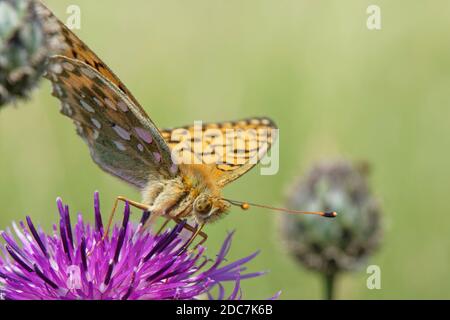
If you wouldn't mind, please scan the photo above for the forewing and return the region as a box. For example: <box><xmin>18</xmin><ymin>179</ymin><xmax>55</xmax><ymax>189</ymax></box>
<box><xmin>46</xmin><ymin>56</ymin><xmax>177</xmax><ymax>189</ymax></box>
<box><xmin>36</xmin><ymin>1</ymin><xmax>142</xmax><ymax>108</ymax></box>
<box><xmin>160</xmin><ymin>117</ymin><xmax>277</xmax><ymax>187</ymax></box>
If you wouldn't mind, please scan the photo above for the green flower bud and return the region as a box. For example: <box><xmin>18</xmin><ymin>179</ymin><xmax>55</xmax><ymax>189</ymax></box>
<box><xmin>280</xmin><ymin>160</ymin><xmax>383</xmax><ymax>298</ymax></box>
<box><xmin>0</xmin><ymin>0</ymin><xmax>62</xmax><ymax>108</ymax></box>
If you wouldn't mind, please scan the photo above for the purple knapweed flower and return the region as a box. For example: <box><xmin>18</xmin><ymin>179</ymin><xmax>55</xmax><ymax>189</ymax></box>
<box><xmin>0</xmin><ymin>192</ymin><xmax>266</xmax><ymax>300</ymax></box>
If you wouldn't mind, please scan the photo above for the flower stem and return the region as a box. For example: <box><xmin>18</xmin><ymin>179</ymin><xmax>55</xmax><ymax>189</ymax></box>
<box><xmin>324</xmin><ymin>273</ymin><xmax>336</xmax><ymax>300</ymax></box>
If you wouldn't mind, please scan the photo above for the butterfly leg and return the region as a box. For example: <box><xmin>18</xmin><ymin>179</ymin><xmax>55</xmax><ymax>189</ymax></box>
<box><xmin>104</xmin><ymin>196</ymin><xmax>150</xmax><ymax>241</ymax></box>
<box><xmin>172</xmin><ymin>218</ymin><xmax>207</xmax><ymax>252</ymax></box>
<box><xmin>191</xmin><ymin>224</ymin><xmax>208</xmax><ymax>249</ymax></box>
<box><xmin>88</xmin><ymin>196</ymin><xmax>148</xmax><ymax>257</ymax></box>
<box><xmin>156</xmin><ymin>218</ymin><xmax>171</xmax><ymax>235</ymax></box>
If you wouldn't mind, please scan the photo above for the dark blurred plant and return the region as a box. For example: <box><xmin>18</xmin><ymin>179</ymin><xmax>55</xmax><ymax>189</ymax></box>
<box><xmin>279</xmin><ymin>159</ymin><xmax>383</xmax><ymax>299</ymax></box>
<box><xmin>0</xmin><ymin>0</ymin><xmax>62</xmax><ymax>108</ymax></box>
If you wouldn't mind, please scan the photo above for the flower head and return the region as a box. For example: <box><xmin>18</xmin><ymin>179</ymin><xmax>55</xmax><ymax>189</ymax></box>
<box><xmin>279</xmin><ymin>159</ymin><xmax>383</xmax><ymax>299</ymax></box>
<box><xmin>0</xmin><ymin>0</ymin><xmax>64</xmax><ymax>108</ymax></box>
<box><xmin>0</xmin><ymin>192</ymin><xmax>265</xmax><ymax>300</ymax></box>
<box><xmin>280</xmin><ymin>159</ymin><xmax>383</xmax><ymax>275</ymax></box>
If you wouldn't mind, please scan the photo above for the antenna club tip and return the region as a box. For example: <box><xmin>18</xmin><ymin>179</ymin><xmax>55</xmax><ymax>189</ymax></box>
<box><xmin>323</xmin><ymin>211</ymin><xmax>337</xmax><ymax>218</ymax></box>
<box><xmin>241</xmin><ymin>203</ymin><xmax>250</xmax><ymax>210</ymax></box>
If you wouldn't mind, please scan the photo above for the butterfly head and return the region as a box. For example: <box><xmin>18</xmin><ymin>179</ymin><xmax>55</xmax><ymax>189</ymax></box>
<box><xmin>193</xmin><ymin>193</ymin><xmax>230</xmax><ymax>224</ymax></box>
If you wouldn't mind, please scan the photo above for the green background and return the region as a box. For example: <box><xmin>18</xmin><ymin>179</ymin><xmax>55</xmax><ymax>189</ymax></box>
<box><xmin>1</xmin><ymin>0</ymin><xmax>450</xmax><ymax>299</ymax></box>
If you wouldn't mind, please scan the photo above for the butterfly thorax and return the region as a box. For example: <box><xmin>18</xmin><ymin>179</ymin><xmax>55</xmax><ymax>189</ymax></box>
<box><xmin>142</xmin><ymin>164</ymin><xmax>230</xmax><ymax>224</ymax></box>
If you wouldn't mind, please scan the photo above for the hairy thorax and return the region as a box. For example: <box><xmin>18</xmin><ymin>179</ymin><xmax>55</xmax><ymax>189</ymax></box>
<box><xmin>141</xmin><ymin>164</ymin><xmax>229</xmax><ymax>224</ymax></box>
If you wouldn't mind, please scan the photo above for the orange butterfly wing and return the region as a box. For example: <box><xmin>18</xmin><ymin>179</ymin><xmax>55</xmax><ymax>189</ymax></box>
<box><xmin>160</xmin><ymin>117</ymin><xmax>277</xmax><ymax>187</ymax></box>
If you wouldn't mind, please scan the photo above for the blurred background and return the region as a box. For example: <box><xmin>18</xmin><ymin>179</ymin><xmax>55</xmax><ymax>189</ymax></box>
<box><xmin>1</xmin><ymin>0</ymin><xmax>450</xmax><ymax>299</ymax></box>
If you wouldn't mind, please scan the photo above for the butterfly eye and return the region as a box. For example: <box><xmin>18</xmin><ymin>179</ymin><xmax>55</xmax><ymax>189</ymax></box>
<box><xmin>194</xmin><ymin>195</ymin><xmax>213</xmax><ymax>216</ymax></box>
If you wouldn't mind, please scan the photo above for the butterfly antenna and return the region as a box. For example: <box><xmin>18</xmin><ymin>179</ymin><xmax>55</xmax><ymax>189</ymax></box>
<box><xmin>223</xmin><ymin>199</ymin><xmax>337</xmax><ymax>218</ymax></box>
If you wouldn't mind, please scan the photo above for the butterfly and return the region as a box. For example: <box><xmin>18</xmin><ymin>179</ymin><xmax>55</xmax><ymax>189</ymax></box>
<box><xmin>40</xmin><ymin>2</ymin><xmax>335</xmax><ymax>247</ymax></box>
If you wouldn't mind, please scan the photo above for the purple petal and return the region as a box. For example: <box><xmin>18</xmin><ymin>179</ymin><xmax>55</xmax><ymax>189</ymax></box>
<box><xmin>0</xmin><ymin>193</ymin><xmax>273</xmax><ymax>300</ymax></box>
